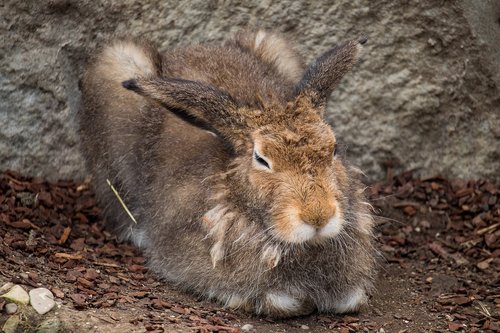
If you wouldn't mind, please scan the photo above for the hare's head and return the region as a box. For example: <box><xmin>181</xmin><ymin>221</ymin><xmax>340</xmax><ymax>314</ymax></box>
<box><xmin>123</xmin><ymin>37</ymin><xmax>366</xmax><ymax>244</ymax></box>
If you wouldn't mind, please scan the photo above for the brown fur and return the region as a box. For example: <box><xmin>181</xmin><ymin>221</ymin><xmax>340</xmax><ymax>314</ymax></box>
<box><xmin>79</xmin><ymin>29</ymin><xmax>376</xmax><ymax>318</ymax></box>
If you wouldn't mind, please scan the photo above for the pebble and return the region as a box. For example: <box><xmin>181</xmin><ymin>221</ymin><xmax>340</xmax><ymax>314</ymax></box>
<box><xmin>241</xmin><ymin>324</ymin><xmax>254</xmax><ymax>332</ymax></box>
<box><xmin>1</xmin><ymin>285</ymin><xmax>30</xmax><ymax>305</ymax></box>
<box><xmin>4</xmin><ymin>303</ymin><xmax>18</xmax><ymax>314</ymax></box>
<box><xmin>301</xmin><ymin>325</ymin><xmax>310</xmax><ymax>330</ymax></box>
<box><xmin>29</xmin><ymin>288</ymin><xmax>55</xmax><ymax>315</ymax></box>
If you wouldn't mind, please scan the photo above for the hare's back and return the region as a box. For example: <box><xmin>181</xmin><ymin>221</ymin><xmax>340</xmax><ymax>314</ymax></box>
<box><xmin>161</xmin><ymin>44</ymin><xmax>297</xmax><ymax>106</ymax></box>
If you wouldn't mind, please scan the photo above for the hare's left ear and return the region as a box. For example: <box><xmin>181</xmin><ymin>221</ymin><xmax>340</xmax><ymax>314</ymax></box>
<box><xmin>122</xmin><ymin>77</ymin><xmax>247</xmax><ymax>150</ymax></box>
<box><xmin>294</xmin><ymin>37</ymin><xmax>367</xmax><ymax>109</ymax></box>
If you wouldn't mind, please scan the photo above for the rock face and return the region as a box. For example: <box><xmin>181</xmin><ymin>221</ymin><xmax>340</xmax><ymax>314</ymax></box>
<box><xmin>1</xmin><ymin>1</ymin><xmax>499</xmax><ymax>182</ymax></box>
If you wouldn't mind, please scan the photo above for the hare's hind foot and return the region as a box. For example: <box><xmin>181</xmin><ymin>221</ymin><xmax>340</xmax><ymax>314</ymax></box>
<box><xmin>219</xmin><ymin>287</ymin><xmax>367</xmax><ymax>318</ymax></box>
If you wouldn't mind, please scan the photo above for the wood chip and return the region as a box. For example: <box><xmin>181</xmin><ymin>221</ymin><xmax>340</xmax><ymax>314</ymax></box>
<box><xmin>58</xmin><ymin>226</ymin><xmax>71</xmax><ymax>244</ymax></box>
<box><xmin>54</xmin><ymin>252</ymin><xmax>83</xmax><ymax>260</ymax></box>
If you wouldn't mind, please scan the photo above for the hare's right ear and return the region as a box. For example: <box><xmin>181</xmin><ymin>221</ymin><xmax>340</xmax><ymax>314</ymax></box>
<box><xmin>122</xmin><ymin>77</ymin><xmax>246</xmax><ymax>149</ymax></box>
<box><xmin>294</xmin><ymin>37</ymin><xmax>367</xmax><ymax>111</ymax></box>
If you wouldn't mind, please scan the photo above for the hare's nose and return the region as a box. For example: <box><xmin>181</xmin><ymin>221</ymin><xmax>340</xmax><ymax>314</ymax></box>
<box><xmin>299</xmin><ymin>204</ymin><xmax>336</xmax><ymax>229</ymax></box>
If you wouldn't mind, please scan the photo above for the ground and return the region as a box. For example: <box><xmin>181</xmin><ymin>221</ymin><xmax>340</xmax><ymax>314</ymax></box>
<box><xmin>0</xmin><ymin>170</ymin><xmax>498</xmax><ymax>333</ymax></box>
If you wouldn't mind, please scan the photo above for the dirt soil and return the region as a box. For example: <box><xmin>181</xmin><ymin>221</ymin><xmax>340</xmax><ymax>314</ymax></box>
<box><xmin>0</xmin><ymin>170</ymin><xmax>498</xmax><ymax>333</ymax></box>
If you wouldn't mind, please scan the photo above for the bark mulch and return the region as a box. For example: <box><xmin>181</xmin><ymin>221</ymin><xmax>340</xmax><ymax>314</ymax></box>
<box><xmin>0</xmin><ymin>170</ymin><xmax>498</xmax><ymax>332</ymax></box>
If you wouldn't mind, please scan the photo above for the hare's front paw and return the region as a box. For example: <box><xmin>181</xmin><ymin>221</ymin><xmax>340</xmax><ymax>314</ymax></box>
<box><xmin>333</xmin><ymin>287</ymin><xmax>367</xmax><ymax>313</ymax></box>
<box><xmin>256</xmin><ymin>292</ymin><xmax>314</xmax><ymax>318</ymax></box>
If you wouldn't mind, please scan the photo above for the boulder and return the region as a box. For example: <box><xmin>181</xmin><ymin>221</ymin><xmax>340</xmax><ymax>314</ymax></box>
<box><xmin>1</xmin><ymin>1</ymin><xmax>498</xmax><ymax>181</ymax></box>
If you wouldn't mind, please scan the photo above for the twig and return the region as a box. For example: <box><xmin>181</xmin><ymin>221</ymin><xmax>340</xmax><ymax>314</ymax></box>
<box><xmin>106</xmin><ymin>179</ymin><xmax>138</xmax><ymax>224</ymax></box>
<box><xmin>92</xmin><ymin>261</ymin><xmax>121</xmax><ymax>268</ymax></box>
<box><xmin>476</xmin><ymin>223</ymin><xmax>499</xmax><ymax>235</ymax></box>
<box><xmin>54</xmin><ymin>252</ymin><xmax>83</xmax><ymax>260</ymax></box>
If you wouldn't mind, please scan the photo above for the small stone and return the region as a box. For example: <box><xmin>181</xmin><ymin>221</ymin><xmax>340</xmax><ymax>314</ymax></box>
<box><xmin>29</xmin><ymin>288</ymin><xmax>55</xmax><ymax>315</ymax></box>
<box><xmin>301</xmin><ymin>325</ymin><xmax>310</xmax><ymax>330</ymax></box>
<box><xmin>241</xmin><ymin>324</ymin><xmax>254</xmax><ymax>332</ymax></box>
<box><xmin>5</xmin><ymin>303</ymin><xmax>18</xmax><ymax>314</ymax></box>
<box><xmin>36</xmin><ymin>318</ymin><xmax>62</xmax><ymax>333</ymax></box>
<box><xmin>425</xmin><ymin>277</ymin><xmax>433</xmax><ymax>284</ymax></box>
<box><xmin>1</xmin><ymin>285</ymin><xmax>30</xmax><ymax>305</ymax></box>
<box><xmin>2</xmin><ymin>315</ymin><xmax>20</xmax><ymax>333</ymax></box>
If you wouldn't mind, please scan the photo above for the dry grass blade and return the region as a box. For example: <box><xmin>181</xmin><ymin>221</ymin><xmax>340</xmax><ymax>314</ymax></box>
<box><xmin>106</xmin><ymin>178</ymin><xmax>138</xmax><ymax>224</ymax></box>
<box><xmin>91</xmin><ymin>261</ymin><xmax>121</xmax><ymax>268</ymax></box>
<box><xmin>476</xmin><ymin>222</ymin><xmax>499</xmax><ymax>235</ymax></box>
<box><xmin>474</xmin><ymin>300</ymin><xmax>491</xmax><ymax>318</ymax></box>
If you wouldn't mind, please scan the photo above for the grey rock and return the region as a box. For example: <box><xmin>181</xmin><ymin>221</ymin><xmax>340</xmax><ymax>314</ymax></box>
<box><xmin>4</xmin><ymin>303</ymin><xmax>18</xmax><ymax>314</ymax></box>
<box><xmin>29</xmin><ymin>288</ymin><xmax>56</xmax><ymax>315</ymax></box>
<box><xmin>1</xmin><ymin>1</ymin><xmax>499</xmax><ymax>182</ymax></box>
<box><xmin>0</xmin><ymin>285</ymin><xmax>30</xmax><ymax>305</ymax></box>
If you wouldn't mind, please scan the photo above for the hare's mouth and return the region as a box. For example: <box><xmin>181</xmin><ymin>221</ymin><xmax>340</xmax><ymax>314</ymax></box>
<box><xmin>273</xmin><ymin>209</ymin><xmax>344</xmax><ymax>244</ymax></box>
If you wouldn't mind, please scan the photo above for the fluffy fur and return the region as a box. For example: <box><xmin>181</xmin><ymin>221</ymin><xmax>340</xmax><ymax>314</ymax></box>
<box><xmin>79</xmin><ymin>30</ymin><xmax>376</xmax><ymax>318</ymax></box>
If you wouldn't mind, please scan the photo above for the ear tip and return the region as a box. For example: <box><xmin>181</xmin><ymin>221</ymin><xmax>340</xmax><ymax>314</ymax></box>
<box><xmin>358</xmin><ymin>36</ymin><xmax>368</xmax><ymax>45</ymax></box>
<box><xmin>122</xmin><ymin>79</ymin><xmax>139</xmax><ymax>91</ymax></box>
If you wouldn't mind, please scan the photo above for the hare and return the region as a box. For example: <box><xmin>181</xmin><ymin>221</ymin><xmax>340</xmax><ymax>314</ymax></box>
<box><xmin>79</xmin><ymin>30</ymin><xmax>376</xmax><ymax>318</ymax></box>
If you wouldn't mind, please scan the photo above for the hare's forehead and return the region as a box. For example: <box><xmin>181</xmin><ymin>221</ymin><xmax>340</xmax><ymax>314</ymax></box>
<box><xmin>253</xmin><ymin>123</ymin><xmax>336</xmax><ymax>158</ymax></box>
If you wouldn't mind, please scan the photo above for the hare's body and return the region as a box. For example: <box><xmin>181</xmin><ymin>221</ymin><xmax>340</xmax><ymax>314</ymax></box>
<box><xmin>80</xmin><ymin>31</ymin><xmax>376</xmax><ymax>317</ymax></box>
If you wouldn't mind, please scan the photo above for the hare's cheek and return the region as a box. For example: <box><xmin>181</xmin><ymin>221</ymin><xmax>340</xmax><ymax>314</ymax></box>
<box><xmin>273</xmin><ymin>209</ymin><xmax>316</xmax><ymax>243</ymax></box>
<box><xmin>273</xmin><ymin>208</ymin><xmax>344</xmax><ymax>243</ymax></box>
<box><xmin>287</xmin><ymin>223</ymin><xmax>316</xmax><ymax>243</ymax></box>
<box><xmin>317</xmin><ymin>211</ymin><xmax>344</xmax><ymax>239</ymax></box>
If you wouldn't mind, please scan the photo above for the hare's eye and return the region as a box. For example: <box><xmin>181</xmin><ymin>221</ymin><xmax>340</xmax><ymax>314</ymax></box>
<box><xmin>254</xmin><ymin>151</ymin><xmax>271</xmax><ymax>169</ymax></box>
